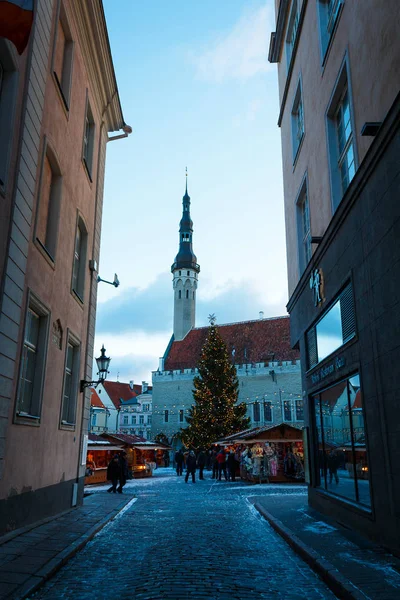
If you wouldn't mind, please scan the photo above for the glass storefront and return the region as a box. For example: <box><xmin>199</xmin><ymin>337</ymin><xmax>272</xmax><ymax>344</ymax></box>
<box><xmin>313</xmin><ymin>373</ymin><xmax>371</xmax><ymax>508</ymax></box>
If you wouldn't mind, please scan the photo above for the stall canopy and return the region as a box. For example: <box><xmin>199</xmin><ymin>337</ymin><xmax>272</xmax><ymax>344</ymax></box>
<box><xmin>216</xmin><ymin>422</ymin><xmax>304</xmax><ymax>445</ymax></box>
<box><xmin>101</xmin><ymin>432</ymin><xmax>171</xmax><ymax>450</ymax></box>
<box><xmin>88</xmin><ymin>433</ymin><xmax>123</xmax><ymax>452</ymax></box>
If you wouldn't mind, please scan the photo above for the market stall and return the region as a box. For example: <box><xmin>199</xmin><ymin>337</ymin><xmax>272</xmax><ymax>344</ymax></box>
<box><xmin>218</xmin><ymin>423</ymin><xmax>305</xmax><ymax>483</ymax></box>
<box><xmin>85</xmin><ymin>434</ymin><xmax>124</xmax><ymax>485</ymax></box>
<box><xmin>101</xmin><ymin>433</ymin><xmax>171</xmax><ymax>478</ymax></box>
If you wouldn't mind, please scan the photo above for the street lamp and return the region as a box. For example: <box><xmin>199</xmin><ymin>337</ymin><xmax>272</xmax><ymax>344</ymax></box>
<box><xmin>80</xmin><ymin>345</ymin><xmax>111</xmax><ymax>392</ymax></box>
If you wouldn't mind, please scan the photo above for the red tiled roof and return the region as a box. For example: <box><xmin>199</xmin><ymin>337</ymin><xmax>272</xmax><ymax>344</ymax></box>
<box><xmin>90</xmin><ymin>388</ymin><xmax>106</xmax><ymax>409</ymax></box>
<box><xmin>164</xmin><ymin>316</ymin><xmax>299</xmax><ymax>371</ymax></box>
<box><xmin>89</xmin><ymin>433</ymin><xmax>105</xmax><ymax>442</ymax></box>
<box><xmin>102</xmin><ymin>381</ymin><xmax>137</xmax><ymax>409</ymax></box>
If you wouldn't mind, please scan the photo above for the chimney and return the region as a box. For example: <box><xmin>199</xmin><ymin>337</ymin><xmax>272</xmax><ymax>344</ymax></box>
<box><xmin>259</xmin><ymin>311</ymin><xmax>264</xmax><ymax>320</ymax></box>
<box><xmin>142</xmin><ymin>381</ymin><xmax>148</xmax><ymax>394</ymax></box>
<box><xmin>129</xmin><ymin>380</ymin><xmax>134</xmax><ymax>390</ymax></box>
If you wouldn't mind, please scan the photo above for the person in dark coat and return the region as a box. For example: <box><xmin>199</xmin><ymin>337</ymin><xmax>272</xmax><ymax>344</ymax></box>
<box><xmin>107</xmin><ymin>455</ymin><xmax>121</xmax><ymax>493</ymax></box>
<box><xmin>185</xmin><ymin>450</ymin><xmax>197</xmax><ymax>483</ymax></box>
<box><xmin>197</xmin><ymin>450</ymin><xmax>206</xmax><ymax>480</ymax></box>
<box><xmin>175</xmin><ymin>449</ymin><xmax>184</xmax><ymax>476</ymax></box>
<box><xmin>327</xmin><ymin>449</ymin><xmax>340</xmax><ymax>484</ymax></box>
<box><xmin>227</xmin><ymin>451</ymin><xmax>237</xmax><ymax>481</ymax></box>
<box><xmin>211</xmin><ymin>449</ymin><xmax>218</xmax><ymax>479</ymax></box>
<box><xmin>117</xmin><ymin>451</ymin><xmax>129</xmax><ymax>493</ymax></box>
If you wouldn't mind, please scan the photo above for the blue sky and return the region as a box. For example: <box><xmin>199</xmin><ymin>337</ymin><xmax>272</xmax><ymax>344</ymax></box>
<box><xmin>94</xmin><ymin>0</ymin><xmax>287</xmax><ymax>383</ymax></box>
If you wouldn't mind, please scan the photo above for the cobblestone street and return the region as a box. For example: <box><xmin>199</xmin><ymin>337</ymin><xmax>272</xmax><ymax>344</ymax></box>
<box><xmin>31</xmin><ymin>470</ymin><xmax>335</xmax><ymax>600</ymax></box>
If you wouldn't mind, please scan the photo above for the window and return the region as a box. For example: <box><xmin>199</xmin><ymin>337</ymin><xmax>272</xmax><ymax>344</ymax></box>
<box><xmin>318</xmin><ymin>0</ymin><xmax>343</xmax><ymax>62</ymax></box>
<box><xmin>187</xmin><ymin>271</ymin><xmax>190</xmax><ymax>276</ymax></box>
<box><xmin>186</xmin><ymin>290</ymin><xmax>189</xmax><ymax>299</ymax></box>
<box><xmin>263</xmin><ymin>401</ymin><xmax>272</xmax><ymax>422</ymax></box>
<box><xmin>139</xmin><ymin>415</ymin><xmax>144</xmax><ymax>424</ymax></box>
<box><xmin>179</xmin><ymin>409</ymin><xmax>184</xmax><ymax>423</ymax></box>
<box><xmin>123</xmin><ymin>415</ymin><xmax>128</xmax><ymax>425</ymax></box>
<box><xmin>143</xmin><ymin>404</ymin><xmax>149</xmax><ymax>412</ymax></box>
<box><xmin>283</xmin><ymin>400</ymin><xmax>292</xmax><ymax>421</ymax></box>
<box><xmin>82</xmin><ymin>96</ymin><xmax>95</xmax><ymax>178</ymax></box>
<box><xmin>326</xmin><ymin>60</ymin><xmax>356</xmax><ymax>211</ymax></box>
<box><xmin>34</xmin><ymin>141</ymin><xmax>63</xmax><ymax>262</ymax></box>
<box><xmin>291</xmin><ymin>81</ymin><xmax>304</xmax><ymax>162</ymax></box>
<box><xmin>0</xmin><ymin>39</ymin><xmax>18</xmax><ymax>191</ymax></box>
<box><xmin>60</xmin><ymin>336</ymin><xmax>80</xmax><ymax>427</ymax></box>
<box><xmin>178</xmin><ymin>290</ymin><xmax>181</xmax><ymax>299</ymax></box>
<box><xmin>253</xmin><ymin>402</ymin><xmax>260</xmax><ymax>422</ymax></box>
<box><xmin>71</xmin><ymin>215</ymin><xmax>88</xmax><ymax>302</ymax></box>
<box><xmin>314</xmin><ymin>373</ymin><xmax>371</xmax><ymax>507</ymax></box>
<box><xmin>307</xmin><ymin>282</ymin><xmax>356</xmax><ymax>369</ymax></box>
<box><xmin>164</xmin><ymin>409</ymin><xmax>169</xmax><ymax>423</ymax></box>
<box><xmin>16</xmin><ymin>294</ymin><xmax>50</xmax><ymax>422</ymax></box>
<box><xmin>139</xmin><ymin>430</ymin><xmax>144</xmax><ymax>437</ymax></box>
<box><xmin>296</xmin><ymin>180</ymin><xmax>311</xmax><ymax>274</ymax></box>
<box><xmin>131</xmin><ymin>415</ymin><xmax>136</xmax><ymax>425</ymax></box>
<box><xmin>179</xmin><ymin>270</ymin><xmax>181</xmax><ymax>276</ymax></box>
<box><xmin>295</xmin><ymin>399</ymin><xmax>304</xmax><ymax>421</ymax></box>
<box><xmin>286</xmin><ymin>0</ymin><xmax>299</xmax><ymax>69</ymax></box>
<box><xmin>52</xmin><ymin>2</ymin><xmax>74</xmax><ymax>110</ymax></box>
<box><xmin>147</xmin><ymin>415</ymin><xmax>152</xmax><ymax>425</ymax></box>
<box><xmin>91</xmin><ymin>413</ymin><xmax>97</xmax><ymax>427</ymax></box>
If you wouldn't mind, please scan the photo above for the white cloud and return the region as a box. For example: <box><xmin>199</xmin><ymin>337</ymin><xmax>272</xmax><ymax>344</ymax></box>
<box><xmin>190</xmin><ymin>3</ymin><xmax>274</xmax><ymax>82</ymax></box>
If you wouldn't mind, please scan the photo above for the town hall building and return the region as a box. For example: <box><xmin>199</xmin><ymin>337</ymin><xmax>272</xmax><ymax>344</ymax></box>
<box><xmin>151</xmin><ymin>179</ymin><xmax>303</xmax><ymax>449</ymax></box>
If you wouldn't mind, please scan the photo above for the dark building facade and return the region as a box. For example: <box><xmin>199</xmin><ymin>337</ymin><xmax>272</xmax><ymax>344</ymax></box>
<box><xmin>269</xmin><ymin>0</ymin><xmax>400</xmax><ymax>553</ymax></box>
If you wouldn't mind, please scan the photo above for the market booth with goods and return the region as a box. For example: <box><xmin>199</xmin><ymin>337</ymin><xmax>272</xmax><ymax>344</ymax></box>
<box><xmin>218</xmin><ymin>423</ymin><xmax>305</xmax><ymax>483</ymax></box>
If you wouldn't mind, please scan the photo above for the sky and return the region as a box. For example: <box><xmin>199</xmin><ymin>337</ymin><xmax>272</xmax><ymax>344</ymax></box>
<box><xmin>94</xmin><ymin>0</ymin><xmax>288</xmax><ymax>384</ymax></box>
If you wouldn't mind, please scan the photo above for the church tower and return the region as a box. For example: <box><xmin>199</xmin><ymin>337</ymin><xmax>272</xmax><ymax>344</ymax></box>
<box><xmin>171</xmin><ymin>173</ymin><xmax>200</xmax><ymax>341</ymax></box>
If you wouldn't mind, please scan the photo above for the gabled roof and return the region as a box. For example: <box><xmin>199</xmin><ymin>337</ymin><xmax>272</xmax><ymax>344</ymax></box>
<box><xmin>102</xmin><ymin>381</ymin><xmax>137</xmax><ymax>409</ymax></box>
<box><xmin>217</xmin><ymin>422</ymin><xmax>303</xmax><ymax>444</ymax></box>
<box><xmin>102</xmin><ymin>433</ymin><xmax>171</xmax><ymax>450</ymax></box>
<box><xmin>164</xmin><ymin>316</ymin><xmax>299</xmax><ymax>371</ymax></box>
<box><xmin>90</xmin><ymin>388</ymin><xmax>106</xmax><ymax>409</ymax></box>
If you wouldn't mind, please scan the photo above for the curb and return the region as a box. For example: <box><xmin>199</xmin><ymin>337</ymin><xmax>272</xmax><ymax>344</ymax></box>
<box><xmin>253</xmin><ymin>502</ymin><xmax>369</xmax><ymax>600</ymax></box>
<box><xmin>12</xmin><ymin>496</ymin><xmax>136</xmax><ymax>600</ymax></box>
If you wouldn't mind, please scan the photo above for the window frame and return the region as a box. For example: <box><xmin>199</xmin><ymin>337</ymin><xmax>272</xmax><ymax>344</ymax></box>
<box><xmin>285</xmin><ymin>0</ymin><xmax>299</xmax><ymax>71</ymax></box>
<box><xmin>296</xmin><ymin>174</ymin><xmax>312</xmax><ymax>275</ymax></box>
<box><xmin>15</xmin><ymin>291</ymin><xmax>50</xmax><ymax>425</ymax></box>
<box><xmin>0</xmin><ymin>38</ymin><xmax>19</xmax><ymax>194</ymax></box>
<box><xmin>291</xmin><ymin>77</ymin><xmax>305</xmax><ymax>165</ymax></box>
<box><xmin>59</xmin><ymin>330</ymin><xmax>80</xmax><ymax>429</ymax></box>
<box><xmin>282</xmin><ymin>399</ymin><xmax>293</xmax><ymax>422</ymax></box>
<box><xmin>326</xmin><ymin>56</ymin><xmax>357</xmax><ymax>212</ymax></box>
<box><xmin>263</xmin><ymin>400</ymin><xmax>273</xmax><ymax>423</ymax></box>
<box><xmin>317</xmin><ymin>0</ymin><xmax>344</xmax><ymax>67</ymax></box>
<box><xmin>71</xmin><ymin>213</ymin><xmax>88</xmax><ymax>304</ymax></box>
<box><xmin>164</xmin><ymin>409</ymin><xmax>169</xmax><ymax>424</ymax></box>
<box><xmin>82</xmin><ymin>93</ymin><xmax>95</xmax><ymax>180</ymax></box>
<box><xmin>51</xmin><ymin>0</ymin><xmax>74</xmax><ymax>113</ymax></box>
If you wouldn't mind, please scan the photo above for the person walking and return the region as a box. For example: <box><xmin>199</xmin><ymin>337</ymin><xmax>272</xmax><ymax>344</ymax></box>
<box><xmin>175</xmin><ymin>448</ymin><xmax>184</xmax><ymax>476</ymax></box>
<box><xmin>185</xmin><ymin>450</ymin><xmax>197</xmax><ymax>483</ymax></box>
<box><xmin>327</xmin><ymin>448</ymin><xmax>340</xmax><ymax>484</ymax></box>
<box><xmin>107</xmin><ymin>455</ymin><xmax>121</xmax><ymax>493</ymax></box>
<box><xmin>211</xmin><ymin>449</ymin><xmax>218</xmax><ymax>479</ymax></box>
<box><xmin>216</xmin><ymin>449</ymin><xmax>228</xmax><ymax>481</ymax></box>
<box><xmin>197</xmin><ymin>449</ymin><xmax>206</xmax><ymax>480</ymax></box>
<box><xmin>117</xmin><ymin>451</ymin><xmax>129</xmax><ymax>493</ymax></box>
<box><xmin>227</xmin><ymin>451</ymin><xmax>237</xmax><ymax>481</ymax></box>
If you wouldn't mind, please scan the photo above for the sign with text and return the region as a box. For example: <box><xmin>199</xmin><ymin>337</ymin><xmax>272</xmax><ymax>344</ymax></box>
<box><xmin>310</xmin><ymin>355</ymin><xmax>346</xmax><ymax>385</ymax></box>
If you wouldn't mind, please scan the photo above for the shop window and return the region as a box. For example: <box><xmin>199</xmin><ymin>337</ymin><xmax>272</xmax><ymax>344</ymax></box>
<box><xmin>164</xmin><ymin>409</ymin><xmax>169</xmax><ymax>423</ymax></box>
<box><xmin>71</xmin><ymin>215</ymin><xmax>88</xmax><ymax>302</ymax></box>
<box><xmin>0</xmin><ymin>39</ymin><xmax>19</xmax><ymax>192</ymax></box>
<box><xmin>263</xmin><ymin>401</ymin><xmax>272</xmax><ymax>422</ymax></box>
<box><xmin>60</xmin><ymin>335</ymin><xmax>80</xmax><ymax>427</ymax></box>
<box><xmin>313</xmin><ymin>373</ymin><xmax>371</xmax><ymax>507</ymax></box>
<box><xmin>35</xmin><ymin>141</ymin><xmax>63</xmax><ymax>262</ymax></box>
<box><xmin>15</xmin><ymin>293</ymin><xmax>50</xmax><ymax>423</ymax></box>
<box><xmin>283</xmin><ymin>400</ymin><xmax>292</xmax><ymax>421</ymax></box>
<box><xmin>52</xmin><ymin>1</ymin><xmax>74</xmax><ymax>110</ymax></box>
<box><xmin>253</xmin><ymin>402</ymin><xmax>260</xmax><ymax>422</ymax></box>
<box><xmin>307</xmin><ymin>282</ymin><xmax>356</xmax><ymax>369</ymax></box>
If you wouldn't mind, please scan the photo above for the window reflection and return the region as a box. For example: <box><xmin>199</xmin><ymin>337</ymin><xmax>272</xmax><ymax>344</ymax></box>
<box><xmin>313</xmin><ymin>373</ymin><xmax>371</xmax><ymax>508</ymax></box>
<box><xmin>316</xmin><ymin>300</ymin><xmax>342</xmax><ymax>361</ymax></box>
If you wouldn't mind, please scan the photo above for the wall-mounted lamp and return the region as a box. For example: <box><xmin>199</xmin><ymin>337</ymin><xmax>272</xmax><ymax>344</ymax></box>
<box><xmin>80</xmin><ymin>345</ymin><xmax>111</xmax><ymax>392</ymax></box>
<box><xmin>97</xmin><ymin>273</ymin><xmax>120</xmax><ymax>288</ymax></box>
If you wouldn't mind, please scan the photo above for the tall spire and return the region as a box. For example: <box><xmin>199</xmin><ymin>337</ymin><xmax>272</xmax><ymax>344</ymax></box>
<box><xmin>171</xmin><ymin>170</ymin><xmax>200</xmax><ymax>273</ymax></box>
<box><xmin>185</xmin><ymin>166</ymin><xmax>188</xmax><ymax>195</ymax></box>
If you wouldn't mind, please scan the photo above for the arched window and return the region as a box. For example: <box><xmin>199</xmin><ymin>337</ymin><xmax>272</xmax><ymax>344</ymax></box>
<box><xmin>186</xmin><ymin>290</ymin><xmax>189</xmax><ymax>299</ymax></box>
<box><xmin>178</xmin><ymin>290</ymin><xmax>181</xmax><ymax>299</ymax></box>
<box><xmin>193</xmin><ymin>291</ymin><xmax>195</xmax><ymax>299</ymax></box>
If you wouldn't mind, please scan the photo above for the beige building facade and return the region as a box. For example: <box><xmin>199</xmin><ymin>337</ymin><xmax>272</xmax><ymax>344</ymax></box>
<box><xmin>0</xmin><ymin>0</ymin><xmax>129</xmax><ymax>533</ymax></box>
<box><xmin>270</xmin><ymin>0</ymin><xmax>400</xmax><ymax>551</ymax></box>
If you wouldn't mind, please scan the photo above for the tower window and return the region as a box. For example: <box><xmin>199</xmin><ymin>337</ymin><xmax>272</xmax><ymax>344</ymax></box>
<box><xmin>187</xmin><ymin>271</ymin><xmax>190</xmax><ymax>276</ymax></box>
<box><xmin>178</xmin><ymin>290</ymin><xmax>181</xmax><ymax>299</ymax></box>
<box><xmin>186</xmin><ymin>290</ymin><xmax>189</xmax><ymax>299</ymax></box>
<box><xmin>179</xmin><ymin>270</ymin><xmax>181</xmax><ymax>276</ymax></box>
<box><xmin>193</xmin><ymin>291</ymin><xmax>195</xmax><ymax>299</ymax></box>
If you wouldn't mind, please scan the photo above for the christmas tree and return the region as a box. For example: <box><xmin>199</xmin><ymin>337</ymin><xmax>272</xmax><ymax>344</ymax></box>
<box><xmin>180</xmin><ymin>315</ymin><xmax>250</xmax><ymax>448</ymax></box>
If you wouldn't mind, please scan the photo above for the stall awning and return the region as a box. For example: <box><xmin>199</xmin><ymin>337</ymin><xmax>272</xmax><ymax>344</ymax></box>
<box><xmin>88</xmin><ymin>444</ymin><xmax>123</xmax><ymax>452</ymax></box>
<box><xmin>132</xmin><ymin>444</ymin><xmax>168</xmax><ymax>450</ymax></box>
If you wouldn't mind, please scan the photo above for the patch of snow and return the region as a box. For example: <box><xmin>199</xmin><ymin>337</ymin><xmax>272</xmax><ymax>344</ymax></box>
<box><xmin>338</xmin><ymin>553</ymin><xmax>400</xmax><ymax>589</ymax></box>
<box><xmin>304</xmin><ymin>521</ymin><xmax>337</xmax><ymax>535</ymax></box>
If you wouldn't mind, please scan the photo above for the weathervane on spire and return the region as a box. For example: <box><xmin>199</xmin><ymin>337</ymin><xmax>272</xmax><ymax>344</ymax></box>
<box><xmin>208</xmin><ymin>313</ymin><xmax>216</xmax><ymax>325</ymax></box>
<box><xmin>185</xmin><ymin>166</ymin><xmax>188</xmax><ymax>193</ymax></box>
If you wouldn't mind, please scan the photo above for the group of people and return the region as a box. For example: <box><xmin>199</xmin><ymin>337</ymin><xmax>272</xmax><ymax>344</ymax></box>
<box><xmin>174</xmin><ymin>448</ymin><xmax>239</xmax><ymax>484</ymax></box>
<box><xmin>106</xmin><ymin>452</ymin><xmax>129</xmax><ymax>493</ymax></box>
